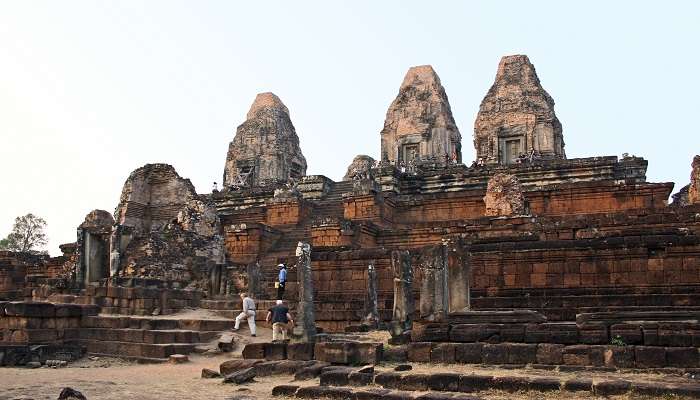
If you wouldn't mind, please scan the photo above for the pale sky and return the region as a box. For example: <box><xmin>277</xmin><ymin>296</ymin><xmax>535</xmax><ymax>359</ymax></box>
<box><xmin>1</xmin><ymin>1</ymin><xmax>698</xmax><ymax>255</ymax></box>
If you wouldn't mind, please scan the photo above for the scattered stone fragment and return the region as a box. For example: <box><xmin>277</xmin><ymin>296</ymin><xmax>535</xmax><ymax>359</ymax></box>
<box><xmin>271</xmin><ymin>385</ymin><xmax>299</xmax><ymax>396</ymax></box>
<box><xmin>217</xmin><ymin>334</ymin><xmax>236</xmax><ymax>353</ymax></box>
<box><xmin>168</xmin><ymin>354</ymin><xmax>188</xmax><ymax>364</ymax></box>
<box><xmin>27</xmin><ymin>361</ymin><xmax>41</xmax><ymax>369</ymax></box>
<box><xmin>201</xmin><ymin>368</ymin><xmax>221</xmax><ymax>379</ymax></box>
<box><xmin>394</xmin><ymin>364</ymin><xmax>412</xmax><ymax>372</ymax></box>
<box><xmin>223</xmin><ymin>367</ymin><xmax>256</xmax><ymax>385</ymax></box>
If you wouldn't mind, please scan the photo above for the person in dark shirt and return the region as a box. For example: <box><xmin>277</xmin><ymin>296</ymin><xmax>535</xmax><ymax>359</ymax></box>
<box><xmin>266</xmin><ymin>300</ymin><xmax>294</xmax><ymax>341</ymax></box>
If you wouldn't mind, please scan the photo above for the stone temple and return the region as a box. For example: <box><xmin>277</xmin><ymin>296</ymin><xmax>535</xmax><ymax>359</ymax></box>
<box><xmin>2</xmin><ymin>55</ymin><xmax>700</xmax><ymax>397</ymax></box>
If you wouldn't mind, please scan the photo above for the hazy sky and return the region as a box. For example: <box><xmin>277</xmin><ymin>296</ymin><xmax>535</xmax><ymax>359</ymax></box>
<box><xmin>1</xmin><ymin>1</ymin><xmax>698</xmax><ymax>255</ymax></box>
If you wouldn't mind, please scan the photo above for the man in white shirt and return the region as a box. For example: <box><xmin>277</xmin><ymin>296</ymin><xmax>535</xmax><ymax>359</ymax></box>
<box><xmin>233</xmin><ymin>292</ymin><xmax>256</xmax><ymax>337</ymax></box>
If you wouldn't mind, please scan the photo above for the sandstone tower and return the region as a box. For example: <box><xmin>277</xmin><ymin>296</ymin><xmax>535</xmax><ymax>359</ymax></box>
<box><xmin>380</xmin><ymin>65</ymin><xmax>462</xmax><ymax>165</ymax></box>
<box><xmin>474</xmin><ymin>55</ymin><xmax>565</xmax><ymax>165</ymax></box>
<box><xmin>223</xmin><ymin>92</ymin><xmax>307</xmax><ymax>188</ymax></box>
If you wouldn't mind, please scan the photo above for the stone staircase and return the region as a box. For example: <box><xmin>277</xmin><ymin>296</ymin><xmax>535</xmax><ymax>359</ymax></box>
<box><xmin>471</xmin><ymin>285</ymin><xmax>700</xmax><ymax>321</ymax></box>
<box><xmin>76</xmin><ymin>315</ymin><xmax>235</xmax><ymax>362</ymax></box>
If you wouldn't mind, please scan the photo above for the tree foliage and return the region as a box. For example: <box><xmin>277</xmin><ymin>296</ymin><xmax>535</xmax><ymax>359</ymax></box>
<box><xmin>0</xmin><ymin>213</ymin><xmax>48</xmax><ymax>253</ymax></box>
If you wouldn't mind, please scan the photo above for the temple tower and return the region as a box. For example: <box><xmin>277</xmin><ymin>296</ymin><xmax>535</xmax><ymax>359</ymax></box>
<box><xmin>380</xmin><ymin>65</ymin><xmax>462</xmax><ymax>165</ymax></box>
<box><xmin>474</xmin><ymin>55</ymin><xmax>565</xmax><ymax>165</ymax></box>
<box><xmin>223</xmin><ymin>92</ymin><xmax>307</xmax><ymax>188</ymax></box>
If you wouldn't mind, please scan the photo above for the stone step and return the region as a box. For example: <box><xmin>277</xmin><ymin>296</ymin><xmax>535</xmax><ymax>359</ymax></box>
<box><xmin>81</xmin><ymin>315</ymin><xmax>234</xmax><ymax>331</ymax></box>
<box><xmin>286</xmin><ymin>369</ymin><xmax>700</xmax><ymax>399</ymax></box>
<box><xmin>472</xmin><ymin>293</ymin><xmax>700</xmax><ymax>309</ymax></box>
<box><xmin>82</xmin><ymin>339</ymin><xmax>196</xmax><ymax>360</ymax></box>
<box><xmin>78</xmin><ymin>328</ymin><xmax>206</xmax><ymax>344</ymax></box>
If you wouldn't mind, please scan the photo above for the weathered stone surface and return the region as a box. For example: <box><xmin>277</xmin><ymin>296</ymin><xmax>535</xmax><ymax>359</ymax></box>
<box><xmin>455</xmin><ymin>343</ymin><xmax>483</xmax><ymax>364</ymax></box>
<box><xmin>287</xmin><ymin>342</ymin><xmax>314</xmax><ymax>361</ymax></box>
<box><xmin>483</xmin><ymin>173</ymin><xmax>525</xmax><ymax>217</ymax></box>
<box><xmin>293</xmin><ymin>242</ymin><xmax>316</xmax><ymax>342</ymax></box>
<box><xmin>563</xmin><ymin>378</ymin><xmax>593</xmax><ymax>392</ymax></box>
<box><xmin>115</xmin><ymin>164</ymin><xmax>195</xmax><ymax>232</ymax></box>
<box><xmin>688</xmin><ymin>155</ymin><xmax>700</xmax><ymax>204</ymax></box>
<box><xmin>343</xmin><ymin>155</ymin><xmax>376</xmax><ymax>181</ymax></box>
<box><xmin>314</xmin><ymin>342</ymin><xmax>382</xmax><ymax>365</ymax></box>
<box><xmin>380</xmin><ymin>65</ymin><xmax>461</xmax><ymax>164</ymax></box>
<box><xmin>474</xmin><ymin>54</ymin><xmax>564</xmax><ymax>165</ymax></box>
<box><xmin>201</xmin><ymin>368</ymin><xmax>221</xmax><ymax>379</ymax></box>
<box><xmin>168</xmin><ymin>354</ymin><xmax>188</xmax><ymax>363</ymax></box>
<box><xmin>223</xmin><ymin>367</ymin><xmax>256</xmax><ymax>384</ymax></box>
<box><xmin>219</xmin><ymin>359</ymin><xmax>262</xmax><ymax>376</ymax></box>
<box><xmin>390</xmin><ymin>250</ymin><xmax>414</xmax><ymax>337</ymax></box>
<box><xmin>271</xmin><ymin>385</ymin><xmax>299</xmax><ymax>396</ymax></box>
<box><xmin>293</xmin><ymin>361</ymin><xmax>330</xmax><ymax>381</ymax></box>
<box><xmin>109</xmin><ymin>163</ymin><xmax>224</xmax><ymax>287</ymax></box>
<box><xmin>594</xmin><ymin>380</ymin><xmax>631</xmax><ymax>396</ymax></box>
<box><xmin>223</xmin><ymin>92</ymin><xmax>306</xmax><ymax>188</ymax></box>
<box><xmin>383</xmin><ymin>345</ymin><xmax>408</xmax><ymax>362</ymax></box>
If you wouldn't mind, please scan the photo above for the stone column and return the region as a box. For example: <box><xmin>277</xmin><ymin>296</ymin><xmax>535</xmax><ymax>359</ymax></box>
<box><xmin>419</xmin><ymin>243</ymin><xmax>449</xmax><ymax>321</ymax></box>
<box><xmin>293</xmin><ymin>242</ymin><xmax>317</xmax><ymax>342</ymax></box>
<box><xmin>446</xmin><ymin>239</ymin><xmax>470</xmax><ymax>312</ymax></box>
<box><xmin>390</xmin><ymin>250</ymin><xmax>414</xmax><ymax>336</ymax></box>
<box><xmin>108</xmin><ymin>225</ymin><xmax>121</xmax><ymax>277</ymax></box>
<box><xmin>363</xmin><ymin>261</ymin><xmax>379</xmax><ymax>327</ymax></box>
<box><xmin>75</xmin><ymin>228</ymin><xmax>86</xmax><ymax>287</ymax></box>
<box><xmin>419</xmin><ymin>239</ymin><xmax>471</xmax><ymax>319</ymax></box>
<box><xmin>246</xmin><ymin>261</ymin><xmax>262</xmax><ymax>298</ymax></box>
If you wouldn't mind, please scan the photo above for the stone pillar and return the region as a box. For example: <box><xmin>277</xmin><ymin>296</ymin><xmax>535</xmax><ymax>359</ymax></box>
<box><xmin>390</xmin><ymin>250</ymin><xmax>414</xmax><ymax>337</ymax></box>
<box><xmin>75</xmin><ymin>228</ymin><xmax>86</xmax><ymax>287</ymax></box>
<box><xmin>446</xmin><ymin>238</ymin><xmax>470</xmax><ymax>312</ymax></box>
<box><xmin>419</xmin><ymin>239</ymin><xmax>471</xmax><ymax>319</ymax></box>
<box><xmin>419</xmin><ymin>243</ymin><xmax>449</xmax><ymax>321</ymax></box>
<box><xmin>246</xmin><ymin>261</ymin><xmax>262</xmax><ymax>298</ymax></box>
<box><xmin>109</xmin><ymin>226</ymin><xmax>121</xmax><ymax>277</ymax></box>
<box><xmin>363</xmin><ymin>261</ymin><xmax>379</xmax><ymax>327</ymax></box>
<box><xmin>293</xmin><ymin>242</ymin><xmax>317</xmax><ymax>342</ymax></box>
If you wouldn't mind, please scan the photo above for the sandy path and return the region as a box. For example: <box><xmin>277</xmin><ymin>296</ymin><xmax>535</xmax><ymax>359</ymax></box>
<box><xmin>2</xmin><ymin>354</ymin><xmax>690</xmax><ymax>400</ymax></box>
<box><xmin>0</xmin><ymin>354</ymin><xmax>300</xmax><ymax>400</ymax></box>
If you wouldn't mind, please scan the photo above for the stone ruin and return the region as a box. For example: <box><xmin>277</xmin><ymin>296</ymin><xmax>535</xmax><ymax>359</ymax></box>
<box><xmin>343</xmin><ymin>154</ymin><xmax>376</xmax><ymax>181</ymax></box>
<box><xmin>223</xmin><ymin>92</ymin><xmax>307</xmax><ymax>189</ymax></box>
<box><xmin>483</xmin><ymin>172</ymin><xmax>526</xmax><ymax>217</ymax></box>
<box><xmin>110</xmin><ymin>163</ymin><xmax>224</xmax><ymax>287</ymax></box>
<box><xmin>380</xmin><ymin>65</ymin><xmax>462</xmax><ymax>165</ymax></box>
<box><xmin>2</xmin><ymin>55</ymin><xmax>700</xmax><ymax>394</ymax></box>
<box><xmin>689</xmin><ymin>155</ymin><xmax>700</xmax><ymax>204</ymax></box>
<box><xmin>474</xmin><ymin>55</ymin><xmax>565</xmax><ymax>165</ymax></box>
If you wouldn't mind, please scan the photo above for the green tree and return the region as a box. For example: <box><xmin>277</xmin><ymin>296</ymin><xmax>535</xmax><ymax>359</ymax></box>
<box><xmin>0</xmin><ymin>213</ymin><xmax>48</xmax><ymax>253</ymax></box>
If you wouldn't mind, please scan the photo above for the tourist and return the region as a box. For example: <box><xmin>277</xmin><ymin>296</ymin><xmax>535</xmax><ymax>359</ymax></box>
<box><xmin>265</xmin><ymin>300</ymin><xmax>294</xmax><ymax>341</ymax></box>
<box><xmin>233</xmin><ymin>292</ymin><xmax>256</xmax><ymax>337</ymax></box>
<box><xmin>277</xmin><ymin>263</ymin><xmax>287</xmax><ymax>299</ymax></box>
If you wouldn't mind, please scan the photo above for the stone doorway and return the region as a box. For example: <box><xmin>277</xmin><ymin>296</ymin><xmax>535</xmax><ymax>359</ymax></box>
<box><xmin>500</xmin><ymin>137</ymin><xmax>522</xmax><ymax>165</ymax></box>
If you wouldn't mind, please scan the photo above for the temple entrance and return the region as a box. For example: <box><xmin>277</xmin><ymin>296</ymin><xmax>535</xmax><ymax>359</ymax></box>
<box><xmin>500</xmin><ymin>137</ymin><xmax>522</xmax><ymax>165</ymax></box>
<box><xmin>401</xmin><ymin>143</ymin><xmax>420</xmax><ymax>164</ymax></box>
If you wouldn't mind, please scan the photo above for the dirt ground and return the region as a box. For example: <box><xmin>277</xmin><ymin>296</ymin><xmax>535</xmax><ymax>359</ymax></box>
<box><xmin>1</xmin><ymin>321</ymin><xmax>696</xmax><ymax>400</ymax></box>
<box><xmin>1</xmin><ymin>352</ymin><xmax>696</xmax><ymax>400</ymax></box>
